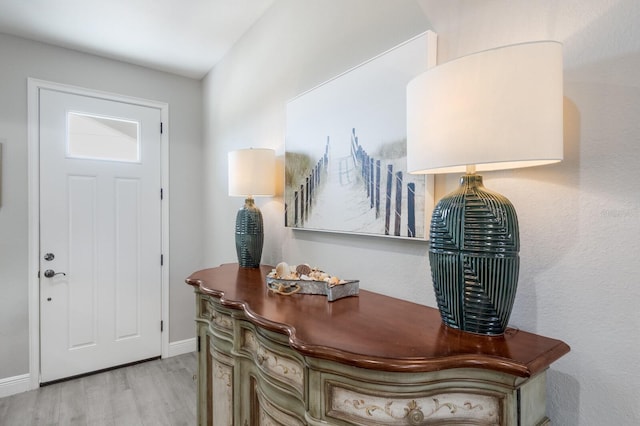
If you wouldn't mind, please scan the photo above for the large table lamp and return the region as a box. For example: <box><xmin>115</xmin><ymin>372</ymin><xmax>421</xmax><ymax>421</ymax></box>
<box><xmin>228</xmin><ymin>148</ymin><xmax>275</xmax><ymax>268</ymax></box>
<box><xmin>407</xmin><ymin>41</ymin><xmax>563</xmax><ymax>335</ymax></box>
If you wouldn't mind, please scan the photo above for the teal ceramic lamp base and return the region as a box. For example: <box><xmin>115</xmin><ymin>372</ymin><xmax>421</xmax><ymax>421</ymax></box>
<box><xmin>429</xmin><ymin>174</ymin><xmax>520</xmax><ymax>335</ymax></box>
<box><xmin>235</xmin><ymin>197</ymin><xmax>264</xmax><ymax>268</ymax></box>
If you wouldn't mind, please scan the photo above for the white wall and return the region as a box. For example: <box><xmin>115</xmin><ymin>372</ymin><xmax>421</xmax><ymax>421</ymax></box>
<box><xmin>203</xmin><ymin>0</ymin><xmax>434</xmax><ymax>304</ymax></box>
<box><xmin>202</xmin><ymin>0</ymin><xmax>640</xmax><ymax>424</ymax></box>
<box><xmin>0</xmin><ymin>33</ymin><xmax>202</xmax><ymax>380</ymax></box>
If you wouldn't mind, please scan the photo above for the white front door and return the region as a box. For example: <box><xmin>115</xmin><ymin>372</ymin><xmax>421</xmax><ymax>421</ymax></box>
<box><xmin>39</xmin><ymin>88</ymin><xmax>162</xmax><ymax>383</ymax></box>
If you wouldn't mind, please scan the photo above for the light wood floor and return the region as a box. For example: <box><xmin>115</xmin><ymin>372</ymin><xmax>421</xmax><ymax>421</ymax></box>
<box><xmin>0</xmin><ymin>352</ymin><xmax>197</xmax><ymax>426</ymax></box>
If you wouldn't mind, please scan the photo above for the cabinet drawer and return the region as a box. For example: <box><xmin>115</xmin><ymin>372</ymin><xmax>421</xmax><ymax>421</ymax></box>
<box><xmin>241</xmin><ymin>327</ymin><xmax>304</xmax><ymax>396</ymax></box>
<box><xmin>210</xmin><ymin>302</ymin><xmax>234</xmax><ymax>334</ymax></box>
<box><xmin>326</xmin><ymin>381</ymin><xmax>501</xmax><ymax>425</ymax></box>
<box><xmin>196</xmin><ymin>294</ymin><xmax>211</xmax><ymax>320</ymax></box>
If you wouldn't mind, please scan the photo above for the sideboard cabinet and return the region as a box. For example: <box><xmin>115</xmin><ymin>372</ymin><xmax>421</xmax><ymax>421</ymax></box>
<box><xmin>187</xmin><ymin>264</ymin><xmax>569</xmax><ymax>426</ymax></box>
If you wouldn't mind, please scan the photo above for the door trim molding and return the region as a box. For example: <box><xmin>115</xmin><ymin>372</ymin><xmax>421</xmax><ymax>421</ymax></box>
<box><xmin>27</xmin><ymin>78</ymin><xmax>170</xmax><ymax>390</ymax></box>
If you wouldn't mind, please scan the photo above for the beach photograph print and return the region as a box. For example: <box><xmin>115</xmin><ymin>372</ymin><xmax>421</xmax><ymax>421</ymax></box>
<box><xmin>285</xmin><ymin>32</ymin><xmax>435</xmax><ymax>239</ymax></box>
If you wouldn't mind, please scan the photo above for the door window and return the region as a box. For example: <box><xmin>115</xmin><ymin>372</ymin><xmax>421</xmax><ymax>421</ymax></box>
<box><xmin>67</xmin><ymin>112</ymin><xmax>140</xmax><ymax>162</ymax></box>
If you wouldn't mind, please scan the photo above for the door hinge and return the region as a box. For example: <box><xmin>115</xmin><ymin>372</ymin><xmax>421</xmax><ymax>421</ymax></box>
<box><xmin>197</xmin><ymin>335</ymin><xmax>201</xmax><ymax>352</ymax></box>
<box><xmin>160</xmin><ymin>188</ymin><xmax>163</xmax><ymax>200</ymax></box>
<box><xmin>161</xmin><ymin>320</ymin><xmax>164</xmax><ymax>332</ymax></box>
<box><xmin>161</xmin><ymin>254</ymin><xmax>164</xmax><ymax>266</ymax></box>
<box><xmin>160</xmin><ymin>122</ymin><xmax>163</xmax><ymax>134</ymax></box>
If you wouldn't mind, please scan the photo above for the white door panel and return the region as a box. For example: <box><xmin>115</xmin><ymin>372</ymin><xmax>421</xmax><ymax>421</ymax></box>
<box><xmin>39</xmin><ymin>89</ymin><xmax>162</xmax><ymax>383</ymax></box>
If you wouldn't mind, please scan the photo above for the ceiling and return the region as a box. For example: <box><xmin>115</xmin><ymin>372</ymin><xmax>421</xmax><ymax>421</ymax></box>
<box><xmin>0</xmin><ymin>0</ymin><xmax>274</xmax><ymax>79</ymax></box>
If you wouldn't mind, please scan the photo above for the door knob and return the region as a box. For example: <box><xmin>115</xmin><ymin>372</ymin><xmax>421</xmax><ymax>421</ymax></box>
<box><xmin>43</xmin><ymin>269</ymin><xmax>66</xmax><ymax>278</ymax></box>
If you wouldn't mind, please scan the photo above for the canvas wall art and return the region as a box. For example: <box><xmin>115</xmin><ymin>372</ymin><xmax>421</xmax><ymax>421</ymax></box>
<box><xmin>285</xmin><ymin>31</ymin><xmax>436</xmax><ymax>239</ymax></box>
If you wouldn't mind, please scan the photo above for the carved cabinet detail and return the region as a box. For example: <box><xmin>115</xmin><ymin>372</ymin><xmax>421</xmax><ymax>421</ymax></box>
<box><xmin>211</xmin><ymin>351</ymin><xmax>233</xmax><ymax>426</ymax></box>
<box><xmin>327</xmin><ymin>383</ymin><xmax>501</xmax><ymax>425</ymax></box>
<box><xmin>241</xmin><ymin>328</ymin><xmax>304</xmax><ymax>396</ymax></box>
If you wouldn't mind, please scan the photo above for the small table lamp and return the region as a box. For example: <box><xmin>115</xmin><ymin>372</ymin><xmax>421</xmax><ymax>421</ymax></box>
<box><xmin>228</xmin><ymin>148</ymin><xmax>275</xmax><ymax>268</ymax></box>
<box><xmin>407</xmin><ymin>41</ymin><xmax>563</xmax><ymax>335</ymax></box>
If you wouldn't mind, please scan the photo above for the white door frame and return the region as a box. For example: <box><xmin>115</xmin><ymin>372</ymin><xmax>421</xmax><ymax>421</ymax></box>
<box><xmin>27</xmin><ymin>78</ymin><xmax>170</xmax><ymax>390</ymax></box>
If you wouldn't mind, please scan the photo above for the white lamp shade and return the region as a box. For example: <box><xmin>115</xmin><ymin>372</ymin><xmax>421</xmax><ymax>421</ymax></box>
<box><xmin>228</xmin><ymin>148</ymin><xmax>276</xmax><ymax>196</ymax></box>
<box><xmin>407</xmin><ymin>41</ymin><xmax>563</xmax><ymax>174</ymax></box>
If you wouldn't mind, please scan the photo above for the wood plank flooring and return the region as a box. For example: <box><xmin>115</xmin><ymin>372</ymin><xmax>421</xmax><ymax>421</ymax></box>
<box><xmin>0</xmin><ymin>352</ymin><xmax>197</xmax><ymax>426</ymax></box>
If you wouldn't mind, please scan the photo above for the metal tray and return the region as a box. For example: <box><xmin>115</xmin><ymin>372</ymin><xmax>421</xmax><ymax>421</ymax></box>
<box><xmin>266</xmin><ymin>277</ymin><xmax>359</xmax><ymax>302</ymax></box>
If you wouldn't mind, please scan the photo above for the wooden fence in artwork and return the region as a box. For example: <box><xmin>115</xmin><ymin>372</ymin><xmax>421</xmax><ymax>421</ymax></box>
<box><xmin>284</xmin><ymin>129</ymin><xmax>418</xmax><ymax>238</ymax></box>
<box><xmin>350</xmin><ymin>128</ymin><xmax>417</xmax><ymax>237</ymax></box>
<box><xmin>285</xmin><ymin>139</ymin><xmax>329</xmax><ymax>227</ymax></box>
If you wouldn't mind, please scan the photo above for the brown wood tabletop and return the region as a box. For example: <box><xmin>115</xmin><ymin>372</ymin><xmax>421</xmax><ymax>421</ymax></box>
<box><xmin>186</xmin><ymin>263</ymin><xmax>570</xmax><ymax>377</ymax></box>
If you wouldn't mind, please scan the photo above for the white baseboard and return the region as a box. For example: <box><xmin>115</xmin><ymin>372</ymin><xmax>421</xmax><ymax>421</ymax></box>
<box><xmin>168</xmin><ymin>337</ymin><xmax>196</xmax><ymax>357</ymax></box>
<box><xmin>0</xmin><ymin>373</ymin><xmax>31</xmax><ymax>398</ymax></box>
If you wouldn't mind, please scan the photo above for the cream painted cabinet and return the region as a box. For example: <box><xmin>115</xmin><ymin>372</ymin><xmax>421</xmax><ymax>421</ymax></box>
<box><xmin>188</xmin><ymin>264</ymin><xmax>569</xmax><ymax>426</ymax></box>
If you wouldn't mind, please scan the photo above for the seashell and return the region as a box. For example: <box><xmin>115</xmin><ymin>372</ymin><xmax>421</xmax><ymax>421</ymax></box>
<box><xmin>275</xmin><ymin>262</ymin><xmax>289</xmax><ymax>278</ymax></box>
<box><xmin>296</xmin><ymin>263</ymin><xmax>312</xmax><ymax>276</ymax></box>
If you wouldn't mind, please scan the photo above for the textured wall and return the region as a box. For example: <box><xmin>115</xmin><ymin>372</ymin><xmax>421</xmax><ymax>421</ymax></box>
<box><xmin>423</xmin><ymin>1</ymin><xmax>640</xmax><ymax>424</ymax></box>
<box><xmin>0</xmin><ymin>33</ymin><xmax>203</xmax><ymax>380</ymax></box>
<box><xmin>203</xmin><ymin>0</ymin><xmax>640</xmax><ymax>424</ymax></box>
